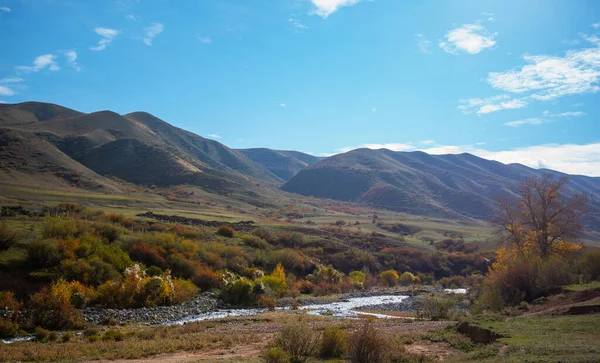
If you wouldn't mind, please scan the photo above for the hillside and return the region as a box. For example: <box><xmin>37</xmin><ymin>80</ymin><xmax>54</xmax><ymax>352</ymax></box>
<box><xmin>236</xmin><ymin>148</ymin><xmax>322</xmax><ymax>181</ymax></box>
<box><xmin>0</xmin><ymin>102</ymin><xmax>285</xmax><ymax>202</ymax></box>
<box><xmin>282</xmin><ymin>148</ymin><xmax>600</xmax><ymax>225</ymax></box>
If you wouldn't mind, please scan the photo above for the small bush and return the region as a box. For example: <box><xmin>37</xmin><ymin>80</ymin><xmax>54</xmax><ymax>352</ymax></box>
<box><xmin>320</xmin><ymin>325</ymin><xmax>348</xmax><ymax>358</ymax></box>
<box><xmin>42</xmin><ymin>218</ymin><xmax>79</xmax><ymax>239</ymax></box>
<box><xmin>172</xmin><ymin>279</ymin><xmax>198</xmax><ymax>304</ymax></box>
<box><xmin>62</xmin><ymin>332</ymin><xmax>73</xmax><ymax>342</ymax></box>
<box><xmin>276</xmin><ymin>322</ymin><xmax>318</xmax><ymax>363</ymax></box>
<box><xmin>48</xmin><ymin>331</ymin><xmax>58</xmax><ymax>342</ymax></box>
<box><xmin>257</xmin><ymin>295</ymin><xmax>276</xmax><ymax>310</ymax></box>
<box><xmin>379</xmin><ymin>270</ymin><xmax>399</xmax><ymax>287</ymax></box>
<box><xmin>0</xmin><ymin>291</ymin><xmax>22</xmax><ymax>311</ymax></box>
<box><xmin>0</xmin><ymin>221</ymin><xmax>17</xmax><ymax>251</ymax></box>
<box><xmin>193</xmin><ymin>268</ymin><xmax>223</xmax><ymax>290</ymax></box>
<box><xmin>83</xmin><ymin>327</ymin><xmax>99</xmax><ymax>337</ymax></box>
<box><xmin>103</xmin><ymin>317</ymin><xmax>119</xmax><ymax>326</ymax></box>
<box><xmin>35</xmin><ymin>327</ymin><xmax>51</xmax><ymax>341</ymax></box>
<box><xmin>398</xmin><ymin>271</ymin><xmax>417</xmax><ymax>286</ymax></box>
<box><xmin>348</xmin><ymin>319</ymin><xmax>387</xmax><ymax>363</ymax></box>
<box><xmin>103</xmin><ymin>329</ymin><xmax>125</xmax><ymax>342</ymax></box>
<box><xmin>0</xmin><ymin>319</ymin><xmax>20</xmax><ymax>339</ymax></box>
<box><xmin>88</xmin><ymin>335</ymin><xmax>99</xmax><ymax>343</ymax></box>
<box><xmin>241</xmin><ymin>235</ymin><xmax>270</xmax><ymax>249</ymax></box>
<box><xmin>416</xmin><ymin>295</ymin><xmax>456</xmax><ymax>321</ymax></box>
<box><xmin>216</xmin><ymin>225</ymin><xmax>235</xmax><ymax>238</ymax></box>
<box><xmin>262</xmin><ymin>347</ymin><xmax>291</xmax><ymax>363</ymax></box>
<box><xmin>27</xmin><ymin>239</ymin><xmax>61</xmax><ymax>268</ymax></box>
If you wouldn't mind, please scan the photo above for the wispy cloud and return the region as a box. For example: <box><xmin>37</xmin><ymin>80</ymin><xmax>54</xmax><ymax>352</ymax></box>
<box><xmin>482</xmin><ymin>12</ymin><xmax>495</xmax><ymax>22</ymax></box>
<box><xmin>503</xmin><ymin>118</ymin><xmax>547</xmax><ymax>127</ymax></box>
<box><xmin>289</xmin><ymin>17</ymin><xmax>308</xmax><ymax>31</ymax></box>
<box><xmin>143</xmin><ymin>23</ymin><xmax>164</xmax><ymax>46</ymax></box>
<box><xmin>458</xmin><ymin>94</ymin><xmax>528</xmax><ymax>114</ymax></box>
<box><xmin>90</xmin><ymin>27</ymin><xmax>120</xmax><ymax>51</ymax></box>
<box><xmin>126</xmin><ymin>14</ymin><xmax>139</xmax><ymax>21</ymax></box>
<box><xmin>327</xmin><ymin>142</ymin><xmax>600</xmax><ymax>176</ymax></box>
<box><xmin>0</xmin><ymin>85</ymin><xmax>15</xmax><ymax>96</ymax></box>
<box><xmin>543</xmin><ymin>110</ymin><xmax>586</xmax><ymax>118</ymax></box>
<box><xmin>0</xmin><ymin>6</ymin><xmax>10</xmax><ymax>12</ymax></box>
<box><xmin>371</xmin><ymin>107</ymin><xmax>377</xmax><ymax>112</ymax></box>
<box><xmin>0</xmin><ymin>77</ymin><xmax>23</xmax><ymax>84</ymax></box>
<box><xmin>280</xmin><ymin>103</ymin><xmax>287</xmax><ymax>108</ymax></box>
<box><xmin>310</xmin><ymin>0</ymin><xmax>364</xmax><ymax>18</ymax></box>
<box><xmin>208</xmin><ymin>133</ymin><xmax>221</xmax><ymax>139</ymax></box>
<box><xmin>198</xmin><ymin>36</ymin><xmax>212</xmax><ymax>44</ymax></box>
<box><xmin>420</xmin><ymin>140</ymin><xmax>436</xmax><ymax>145</ymax></box>
<box><xmin>16</xmin><ymin>54</ymin><xmax>59</xmax><ymax>73</ymax></box>
<box><xmin>482</xmin><ymin>34</ymin><xmax>600</xmax><ymax>104</ymax></box>
<box><xmin>592</xmin><ymin>23</ymin><xmax>600</xmax><ymax>30</ymax></box>
<box><xmin>439</xmin><ymin>23</ymin><xmax>496</xmax><ymax>55</ymax></box>
<box><xmin>64</xmin><ymin>51</ymin><xmax>81</xmax><ymax>72</ymax></box>
<box><xmin>416</xmin><ymin>34</ymin><xmax>432</xmax><ymax>54</ymax></box>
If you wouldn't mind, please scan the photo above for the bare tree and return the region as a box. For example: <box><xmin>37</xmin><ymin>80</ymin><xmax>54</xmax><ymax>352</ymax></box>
<box><xmin>499</xmin><ymin>174</ymin><xmax>588</xmax><ymax>258</ymax></box>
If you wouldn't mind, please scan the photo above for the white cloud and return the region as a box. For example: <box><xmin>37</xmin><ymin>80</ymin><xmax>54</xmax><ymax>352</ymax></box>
<box><xmin>439</xmin><ymin>23</ymin><xmax>496</xmax><ymax>55</ymax></box>
<box><xmin>280</xmin><ymin>103</ymin><xmax>287</xmax><ymax>107</ymax></box>
<box><xmin>371</xmin><ymin>107</ymin><xmax>376</xmax><ymax>112</ymax></box>
<box><xmin>90</xmin><ymin>27</ymin><xmax>120</xmax><ymax>51</ymax></box>
<box><xmin>198</xmin><ymin>36</ymin><xmax>212</xmax><ymax>44</ymax></box>
<box><xmin>16</xmin><ymin>54</ymin><xmax>59</xmax><ymax>72</ymax></box>
<box><xmin>0</xmin><ymin>6</ymin><xmax>10</xmax><ymax>12</ymax></box>
<box><xmin>289</xmin><ymin>18</ymin><xmax>308</xmax><ymax>30</ymax></box>
<box><xmin>327</xmin><ymin>142</ymin><xmax>600</xmax><ymax>176</ymax></box>
<box><xmin>420</xmin><ymin>140</ymin><xmax>436</xmax><ymax>145</ymax></box>
<box><xmin>592</xmin><ymin>23</ymin><xmax>600</xmax><ymax>30</ymax></box>
<box><xmin>0</xmin><ymin>100</ymin><xmax>6</xmax><ymax>104</ymax></box>
<box><xmin>208</xmin><ymin>133</ymin><xmax>221</xmax><ymax>139</ymax></box>
<box><xmin>143</xmin><ymin>23</ymin><xmax>164</xmax><ymax>46</ymax></box>
<box><xmin>0</xmin><ymin>85</ymin><xmax>15</xmax><ymax>96</ymax></box>
<box><xmin>481</xmin><ymin>12</ymin><xmax>495</xmax><ymax>22</ymax></box>
<box><xmin>543</xmin><ymin>110</ymin><xmax>586</xmax><ymax>118</ymax></box>
<box><xmin>458</xmin><ymin>94</ymin><xmax>528</xmax><ymax>114</ymax></box>
<box><xmin>310</xmin><ymin>0</ymin><xmax>363</xmax><ymax>18</ymax></box>
<box><xmin>64</xmin><ymin>51</ymin><xmax>81</xmax><ymax>72</ymax></box>
<box><xmin>503</xmin><ymin>118</ymin><xmax>547</xmax><ymax>127</ymax></box>
<box><xmin>486</xmin><ymin>36</ymin><xmax>600</xmax><ymax>102</ymax></box>
<box><xmin>416</xmin><ymin>34</ymin><xmax>432</xmax><ymax>54</ymax></box>
<box><xmin>126</xmin><ymin>14</ymin><xmax>139</xmax><ymax>20</ymax></box>
<box><xmin>0</xmin><ymin>77</ymin><xmax>23</xmax><ymax>84</ymax></box>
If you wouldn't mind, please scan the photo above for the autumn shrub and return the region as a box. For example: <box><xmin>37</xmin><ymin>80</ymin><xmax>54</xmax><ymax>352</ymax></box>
<box><xmin>349</xmin><ymin>270</ymin><xmax>366</xmax><ymax>288</ymax></box>
<box><xmin>216</xmin><ymin>225</ymin><xmax>235</xmax><ymax>238</ymax></box>
<box><xmin>578</xmin><ymin>249</ymin><xmax>600</xmax><ymax>282</ymax></box>
<box><xmin>314</xmin><ymin>281</ymin><xmax>339</xmax><ymax>296</ymax></box>
<box><xmin>27</xmin><ymin>239</ymin><xmax>61</xmax><ymax>268</ymax></box>
<box><xmin>146</xmin><ymin>265</ymin><xmax>163</xmax><ymax>276</ymax></box>
<box><xmin>28</xmin><ymin>279</ymin><xmax>86</xmax><ymax>330</ymax></box>
<box><xmin>258</xmin><ymin>264</ymin><xmax>288</xmax><ymax>297</ymax></box>
<box><xmin>193</xmin><ymin>267</ymin><xmax>223</xmax><ymax>290</ymax></box>
<box><xmin>35</xmin><ymin>327</ymin><xmax>51</xmax><ymax>341</ymax></box>
<box><xmin>241</xmin><ymin>235</ymin><xmax>270</xmax><ymax>249</ymax></box>
<box><xmin>0</xmin><ymin>291</ymin><xmax>22</xmax><ymax>311</ymax></box>
<box><xmin>129</xmin><ymin>242</ymin><xmax>168</xmax><ymax>269</ymax></box>
<box><xmin>42</xmin><ymin>218</ymin><xmax>80</xmax><ymax>239</ymax></box>
<box><xmin>276</xmin><ymin>322</ymin><xmax>318</xmax><ymax>363</ymax></box>
<box><xmin>103</xmin><ymin>317</ymin><xmax>119</xmax><ymax>326</ymax></box>
<box><xmin>379</xmin><ymin>269</ymin><xmax>399</xmax><ymax>287</ymax></box>
<box><xmin>93</xmin><ymin>222</ymin><xmax>123</xmax><ymax>243</ymax></box>
<box><xmin>416</xmin><ymin>295</ymin><xmax>456</xmax><ymax>320</ymax></box>
<box><xmin>0</xmin><ymin>221</ymin><xmax>17</xmax><ymax>251</ymax></box>
<box><xmin>221</xmin><ymin>278</ymin><xmax>255</xmax><ymax>306</ymax></box>
<box><xmin>262</xmin><ymin>347</ymin><xmax>290</xmax><ymax>363</ymax></box>
<box><xmin>257</xmin><ymin>295</ymin><xmax>276</xmax><ymax>310</ymax></box>
<box><xmin>103</xmin><ymin>329</ymin><xmax>125</xmax><ymax>342</ymax></box>
<box><xmin>172</xmin><ymin>279</ymin><xmax>198</xmax><ymax>304</ymax></box>
<box><xmin>320</xmin><ymin>325</ymin><xmax>348</xmax><ymax>359</ymax></box>
<box><xmin>348</xmin><ymin>319</ymin><xmax>387</xmax><ymax>363</ymax></box>
<box><xmin>294</xmin><ymin>280</ymin><xmax>314</xmax><ymax>294</ymax></box>
<box><xmin>0</xmin><ymin>319</ymin><xmax>20</xmax><ymax>339</ymax></box>
<box><xmin>60</xmin><ymin>258</ymin><xmax>120</xmax><ymax>286</ymax></box>
<box><xmin>399</xmin><ymin>271</ymin><xmax>418</xmax><ymax>286</ymax></box>
<box><xmin>166</xmin><ymin>254</ymin><xmax>197</xmax><ymax>279</ymax></box>
<box><xmin>62</xmin><ymin>332</ymin><xmax>73</xmax><ymax>342</ymax></box>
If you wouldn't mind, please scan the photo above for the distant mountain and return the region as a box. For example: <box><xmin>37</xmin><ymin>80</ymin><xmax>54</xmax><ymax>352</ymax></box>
<box><xmin>0</xmin><ymin>102</ymin><xmax>281</xmax><ymax>197</ymax></box>
<box><xmin>236</xmin><ymin>148</ymin><xmax>322</xmax><ymax>181</ymax></box>
<box><xmin>282</xmin><ymin>148</ymin><xmax>600</xmax><ymax>223</ymax></box>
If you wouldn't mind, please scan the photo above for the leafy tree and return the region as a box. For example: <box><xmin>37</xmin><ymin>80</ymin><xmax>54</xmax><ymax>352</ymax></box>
<box><xmin>379</xmin><ymin>270</ymin><xmax>399</xmax><ymax>287</ymax></box>
<box><xmin>499</xmin><ymin>174</ymin><xmax>587</xmax><ymax>258</ymax></box>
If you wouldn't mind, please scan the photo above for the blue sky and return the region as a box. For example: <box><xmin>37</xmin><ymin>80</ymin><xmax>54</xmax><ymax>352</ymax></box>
<box><xmin>1</xmin><ymin>0</ymin><xmax>599</xmax><ymax>176</ymax></box>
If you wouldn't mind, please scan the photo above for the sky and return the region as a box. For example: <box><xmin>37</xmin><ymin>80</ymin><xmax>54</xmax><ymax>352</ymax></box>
<box><xmin>1</xmin><ymin>0</ymin><xmax>599</xmax><ymax>176</ymax></box>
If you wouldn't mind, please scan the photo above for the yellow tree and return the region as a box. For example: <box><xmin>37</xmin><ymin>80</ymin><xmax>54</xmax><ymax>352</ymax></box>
<box><xmin>499</xmin><ymin>174</ymin><xmax>587</xmax><ymax>258</ymax></box>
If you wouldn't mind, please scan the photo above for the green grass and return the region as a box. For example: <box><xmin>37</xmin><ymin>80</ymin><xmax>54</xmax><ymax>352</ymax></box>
<box><xmin>564</xmin><ymin>281</ymin><xmax>600</xmax><ymax>291</ymax></box>
<box><xmin>457</xmin><ymin>314</ymin><xmax>600</xmax><ymax>362</ymax></box>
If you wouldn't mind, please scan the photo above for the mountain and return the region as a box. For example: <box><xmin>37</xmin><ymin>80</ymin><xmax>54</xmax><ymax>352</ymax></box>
<box><xmin>282</xmin><ymin>148</ymin><xmax>600</xmax><ymax>222</ymax></box>
<box><xmin>0</xmin><ymin>102</ymin><xmax>282</xmax><ymax>197</ymax></box>
<box><xmin>236</xmin><ymin>148</ymin><xmax>322</xmax><ymax>181</ymax></box>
